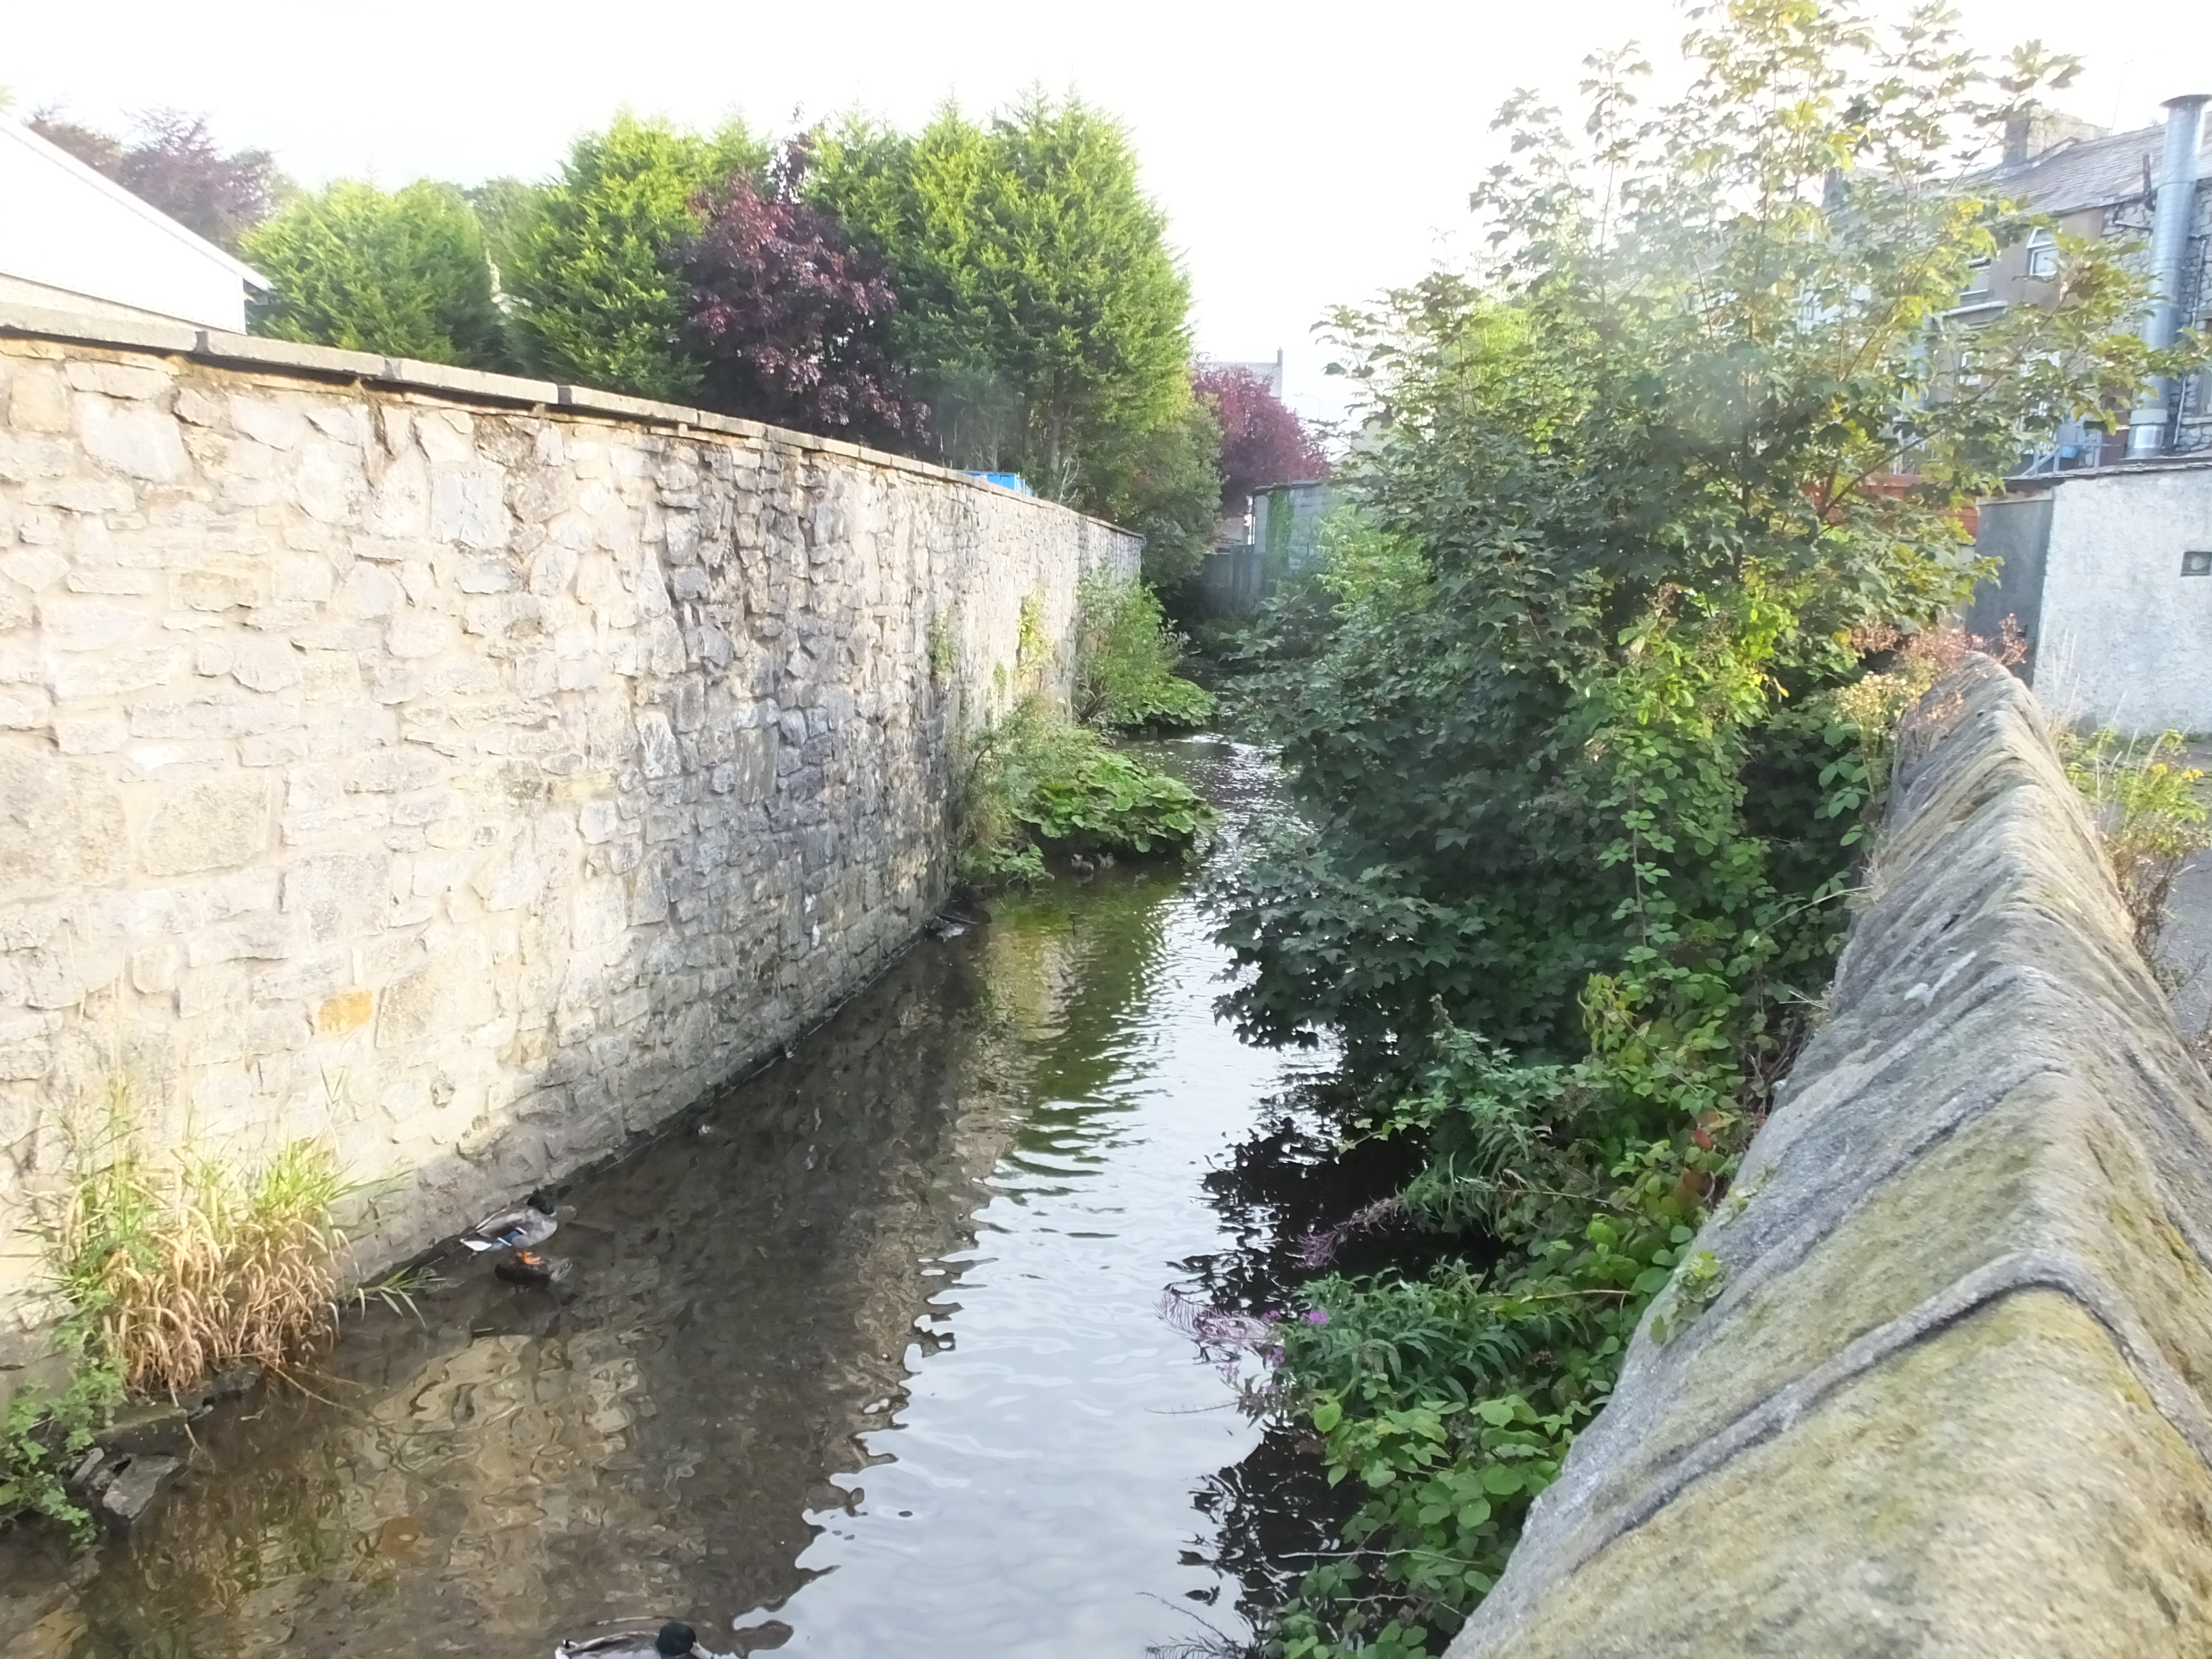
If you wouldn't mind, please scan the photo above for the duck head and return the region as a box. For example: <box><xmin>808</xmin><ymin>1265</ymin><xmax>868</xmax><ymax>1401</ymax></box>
<box><xmin>655</xmin><ymin>1624</ymin><xmax>697</xmax><ymax>1657</ymax></box>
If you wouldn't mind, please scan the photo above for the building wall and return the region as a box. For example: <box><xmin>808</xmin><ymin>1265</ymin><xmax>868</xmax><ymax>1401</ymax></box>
<box><xmin>1194</xmin><ymin>479</ymin><xmax>1337</xmax><ymax>618</ymax></box>
<box><xmin>0</xmin><ymin>319</ymin><xmax>1137</xmax><ymax>1355</ymax></box>
<box><xmin>0</xmin><ymin>117</ymin><xmax>264</xmax><ymax>331</ymax></box>
<box><xmin>2030</xmin><ymin>465</ymin><xmax>2212</xmax><ymax>732</ymax></box>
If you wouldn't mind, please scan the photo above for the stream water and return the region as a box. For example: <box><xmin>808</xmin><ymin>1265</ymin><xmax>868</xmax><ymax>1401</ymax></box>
<box><xmin>4</xmin><ymin>738</ymin><xmax>1385</xmax><ymax>1659</ymax></box>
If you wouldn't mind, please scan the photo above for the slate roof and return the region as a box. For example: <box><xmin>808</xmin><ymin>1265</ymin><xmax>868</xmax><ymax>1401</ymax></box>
<box><xmin>1975</xmin><ymin>122</ymin><xmax>2189</xmax><ymax>216</ymax></box>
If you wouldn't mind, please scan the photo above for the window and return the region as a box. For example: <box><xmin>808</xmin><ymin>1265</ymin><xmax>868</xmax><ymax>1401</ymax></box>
<box><xmin>1963</xmin><ymin>257</ymin><xmax>1993</xmax><ymax>295</ymax></box>
<box><xmin>2025</xmin><ymin>230</ymin><xmax>2057</xmax><ymax>281</ymax></box>
<box><xmin>2182</xmin><ymin>550</ymin><xmax>2212</xmax><ymax>577</ymax></box>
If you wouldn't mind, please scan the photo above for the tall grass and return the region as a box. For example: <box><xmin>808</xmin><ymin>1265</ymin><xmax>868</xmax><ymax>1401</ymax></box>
<box><xmin>37</xmin><ymin>1076</ymin><xmax>367</xmax><ymax>1397</ymax></box>
<box><xmin>2062</xmin><ymin>728</ymin><xmax>2212</xmax><ymax>980</ymax></box>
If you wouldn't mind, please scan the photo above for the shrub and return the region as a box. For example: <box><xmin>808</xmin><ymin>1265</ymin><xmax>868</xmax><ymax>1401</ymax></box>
<box><xmin>0</xmin><ymin>1354</ymin><xmax>123</xmax><ymax>1547</ymax></box>
<box><xmin>680</xmin><ymin>139</ymin><xmax>925</xmax><ymax>445</ymax></box>
<box><xmin>243</xmin><ymin>180</ymin><xmax>508</xmax><ymax>368</ymax></box>
<box><xmin>502</xmin><ymin>115</ymin><xmax>766</xmax><ymax>400</ymax></box>
<box><xmin>1073</xmin><ymin>573</ymin><xmax>1216</xmax><ymax>731</ymax></box>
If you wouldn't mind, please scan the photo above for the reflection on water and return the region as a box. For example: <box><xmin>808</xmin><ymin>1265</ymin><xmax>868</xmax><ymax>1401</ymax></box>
<box><xmin>7</xmin><ymin>739</ymin><xmax>1343</xmax><ymax>1659</ymax></box>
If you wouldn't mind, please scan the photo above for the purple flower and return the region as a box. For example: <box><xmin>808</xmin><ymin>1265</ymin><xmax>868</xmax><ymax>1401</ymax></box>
<box><xmin>1304</xmin><ymin>1309</ymin><xmax>1330</xmax><ymax>1326</ymax></box>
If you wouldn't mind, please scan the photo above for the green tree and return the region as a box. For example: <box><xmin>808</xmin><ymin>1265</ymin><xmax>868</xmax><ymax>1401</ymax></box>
<box><xmin>811</xmin><ymin>94</ymin><xmax>1195</xmax><ymax>504</ymax></box>
<box><xmin>464</xmin><ymin>175</ymin><xmax>539</xmax><ymax>291</ymax></box>
<box><xmin>1218</xmin><ymin>5</ymin><xmax>2194</xmax><ymax>1651</ymax></box>
<box><xmin>501</xmin><ymin>114</ymin><xmax>767</xmax><ymax>399</ymax></box>
<box><xmin>1079</xmin><ymin>385</ymin><xmax>1222</xmax><ymax>588</ymax></box>
<box><xmin>241</xmin><ymin>180</ymin><xmax>507</xmax><ymax>367</ymax></box>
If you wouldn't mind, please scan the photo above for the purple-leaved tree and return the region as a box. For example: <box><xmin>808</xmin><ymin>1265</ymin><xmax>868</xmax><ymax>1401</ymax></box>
<box><xmin>30</xmin><ymin>107</ymin><xmax>279</xmax><ymax>252</ymax></box>
<box><xmin>682</xmin><ymin>140</ymin><xmax>925</xmax><ymax>447</ymax></box>
<box><xmin>1193</xmin><ymin>363</ymin><xmax>1328</xmax><ymax>510</ymax></box>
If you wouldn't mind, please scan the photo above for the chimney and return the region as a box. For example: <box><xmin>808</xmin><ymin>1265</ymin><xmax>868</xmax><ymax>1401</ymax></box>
<box><xmin>2129</xmin><ymin>94</ymin><xmax>2211</xmax><ymax>458</ymax></box>
<box><xmin>2003</xmin><ymin>110</ymin><xmax>2032</xmax><ymax>166</ymax></box>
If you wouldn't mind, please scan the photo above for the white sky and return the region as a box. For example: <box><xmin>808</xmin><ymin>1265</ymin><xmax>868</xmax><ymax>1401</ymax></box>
<box><xmin>8</xmin><ymin>0</ymin><xmax>2207</xmax><ymax>429</ymax></box>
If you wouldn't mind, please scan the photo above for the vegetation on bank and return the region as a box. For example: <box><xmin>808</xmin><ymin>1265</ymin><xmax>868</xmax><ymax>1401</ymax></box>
<box><xmin>956</xmin><ymin>575</ymin><xmax>1218</xmax><ymax>890</ymax></box>
<box><xmin>1210</xmin><ymin>5</ymin><xmax>2200</xmax><ymax>1653</ymax></box>
<box><xmin>0</xmin><ymin>1079</ymin><xmax>369</xmax><ymax>1545</ymax></box>
<box><xmin>1073</xmin><ymin>571</ymin><xmax>1217</xmax><ymax>733</ymax></box>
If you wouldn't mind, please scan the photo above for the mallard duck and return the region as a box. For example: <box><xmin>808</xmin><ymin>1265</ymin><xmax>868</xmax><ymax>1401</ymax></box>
<box><xmin>460</xmin><ymin>1192</ymin><xmax>557</xmax><ymax>1254</ymax></box>
<box><xmin>1067</xmin><ymin>852</ymin><xmax>1098</xmax><ymax>876</ymax></box>
<box><xmin>495</xmin><ymin>1248</ymin><xmax>573</xmax><ymax>1288</ymax></box>
<box><xmin>554</xmin><ymin>1620</ymin><xmax>722</xmax><ymax>1658</ymax></box>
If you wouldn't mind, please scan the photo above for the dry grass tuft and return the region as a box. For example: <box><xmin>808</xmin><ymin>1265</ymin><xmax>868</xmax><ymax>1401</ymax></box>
<box><xmin>37</xmin><ymin>1076</ymin><xmax>366</xmax><ymax>1397</ymax></box>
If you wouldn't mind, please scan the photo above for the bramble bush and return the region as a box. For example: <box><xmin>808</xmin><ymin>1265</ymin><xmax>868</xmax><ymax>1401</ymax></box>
<box><xmin>1214</xmin><ymin>3</ymin><xmax>2191</xmax><ymax>1651</ymax></box>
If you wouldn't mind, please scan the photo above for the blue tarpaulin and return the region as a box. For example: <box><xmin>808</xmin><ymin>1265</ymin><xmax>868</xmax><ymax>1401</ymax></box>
<box><xmin>960</xmin><ymin>470</ymin><xmax>1033</xmax><ymax>495</ymax></box>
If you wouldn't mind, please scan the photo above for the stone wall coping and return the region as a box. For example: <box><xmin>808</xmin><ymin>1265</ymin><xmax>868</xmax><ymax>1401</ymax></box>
<box><xmin>1446</xmin><ymin>657</ymin><xmax>2212</xmax><ymax>1656</ymax></box>
<box><xmin>0</xmin><ymin>298</ymin><xmax>1140</xmax><ymax>540</ymax></box>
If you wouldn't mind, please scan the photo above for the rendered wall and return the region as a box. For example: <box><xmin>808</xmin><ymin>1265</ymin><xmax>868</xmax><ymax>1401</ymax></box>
<box><xmin>0</xmin><ymin>311</ymin><xmax>1137</xmax><ymax>1357</ymax></box>
<box><xmin>1451</xmin><ymin>657</ymin><xmax>2212</xmax><ymax>1658</ymax></box>
<box><xmin>2031</xmin><ymin>463</ymin><xmax>2212</xmax><ymax>733</ymax></box>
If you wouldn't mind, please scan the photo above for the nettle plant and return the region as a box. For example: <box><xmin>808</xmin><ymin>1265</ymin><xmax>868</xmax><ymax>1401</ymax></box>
<box><xmin>1218</xmin><ymin>3</ymin><xmax>2186</xmax><ymax>1652</ymax></box>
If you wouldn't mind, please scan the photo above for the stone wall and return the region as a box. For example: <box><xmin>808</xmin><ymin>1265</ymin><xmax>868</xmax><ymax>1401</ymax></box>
<box><xmin>0</xmin><ymin>308</ymin><xmax>1137</xmax><ymax>1359</ymax></box>
<box><xmin>1450</xmin><ymin>656</ymin><xmax>2212</xmax><ymax>1657</ymax></box>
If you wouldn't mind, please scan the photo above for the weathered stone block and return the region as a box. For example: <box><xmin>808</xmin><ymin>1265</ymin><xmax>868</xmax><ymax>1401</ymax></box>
<box><xmin>49</xmin><ymin>643</ymin><xmax>187</xmax><ymax>700</ymax></box>
<box><xmin>0</xmin><ymin>747</ymin><xmax>127</xmax><ymax>901</ymax></box>
<box><xmin>315</xmin><ymin>988</ymin><xmax>374</xmax><ymax>1036</ymax></box>
<box><xmin>138</xmin><ymin>776</ymin><xmax>272</xmax><ymax>876</ymax></box>
<box><xmin>7</xmin><ymin>363</ymin><xmax>71</xmax><ymax>432</ymax></box>
<box><xmin>293</xmin><ymin>438</ymin><xmax>365</xmax><ymax>525</ymax></box>
<box><xmin>1</xmin><ymin>548</ymin><xmax>68</xmax><ymax>594</ymax></box>
<box><xmin>282</xmin><ymin>852</ymin><xmax>391</xmax><ymax>943</ymax></box>
<box><xmin>38</xmin><ymin>596</ymin><xmax>148</xmax><ymax>651</ymax></box>
<box><xmin>376</xmin><ymin>939</ymin><xmax>496</xmax><ymax>1047</ymax></box>
<box><xmin>386</xmin><ymin>613</ymin><xmax>455</xmax><ymax>659</ymax></box>
<box><xmin>0</xmin><ymin>687</ymin><xmax>49</xmax><ymax>731</ymax></box>
<box><xmin>65</xmin><ymin>361</ymin><xmax>171</xmax><ymax>401</ymax></box>
<box><xmin>77</xmin><ymin>392</ymin><xmax>188</xmax><ymax>481</ymax></box>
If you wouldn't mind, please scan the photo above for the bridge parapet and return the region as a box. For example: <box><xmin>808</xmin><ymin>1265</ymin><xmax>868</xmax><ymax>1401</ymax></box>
<box><xmin>1451</xmin><ymin>655</ymin><xmax>2212</xmax><ymax>1657</ymax></box>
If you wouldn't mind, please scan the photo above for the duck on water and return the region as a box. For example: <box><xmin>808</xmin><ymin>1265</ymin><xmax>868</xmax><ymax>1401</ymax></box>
<box><xmin>554</xmin><ymin>1621</ymin><xmax>720</xmax><ymax>1658</ymax></box>
<box><xmin>458</xmin><ymin>1191</ymin><xmax>572</xmax><ymax>1287</ymax></box>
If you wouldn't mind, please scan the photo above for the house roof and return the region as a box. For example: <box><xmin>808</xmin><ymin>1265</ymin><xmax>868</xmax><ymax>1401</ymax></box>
<box><xmin>1974</xmin><ymin>121</ymin><xmax>2198</xmax><ymax>217</ymax></box>
<box><xmin>0</xmin><ymin>114</ymin><xmax>268</xmax><ymax>291</ymax></box>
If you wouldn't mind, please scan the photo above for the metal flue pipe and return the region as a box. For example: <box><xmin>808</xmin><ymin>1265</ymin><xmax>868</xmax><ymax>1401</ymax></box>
<box><xmin>2129</xmin><ymin>94</ymin><xmax>2211</xmax><ymax>458</ymax></box>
